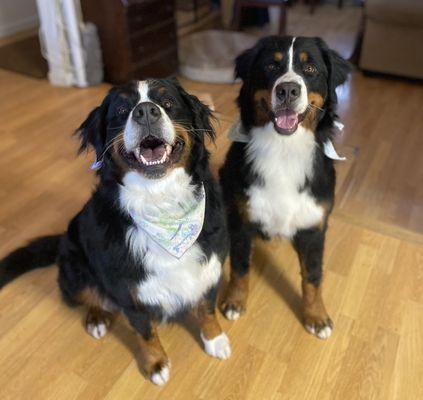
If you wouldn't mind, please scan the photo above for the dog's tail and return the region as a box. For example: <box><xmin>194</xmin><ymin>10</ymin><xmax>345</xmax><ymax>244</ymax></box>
<box><xmin>0</xmin><ymin>235</ymin><xmax>61</xmax><ymax>289</ymax></box>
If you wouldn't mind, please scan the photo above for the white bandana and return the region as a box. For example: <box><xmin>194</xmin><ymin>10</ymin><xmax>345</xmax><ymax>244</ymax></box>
<box><xmin>129</xmin><ymin>185</ymin><xmax>206</xmax><ymax>259</ymax></box>
<box><xmin>228</xmin><ymin>118</ymin><xmax>346</xmax><ymax>161</ymax></box>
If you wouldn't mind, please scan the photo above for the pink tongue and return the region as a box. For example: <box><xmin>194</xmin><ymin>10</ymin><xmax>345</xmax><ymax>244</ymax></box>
<box><xmin>140</xmin><ymin>145</ymin><xmax>166</xmax><ymax>162</ymax></box>
<box><xmin>275</xmin><ymin>110</ymin><xmax>298</xmax><ymax>130</ymax></box>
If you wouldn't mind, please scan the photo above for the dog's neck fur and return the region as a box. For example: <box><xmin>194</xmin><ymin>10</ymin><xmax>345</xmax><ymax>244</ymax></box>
<box><xmin>119</xmin><ymin>167</ymin><xmax>198</xmax><ymax>215</ymax></box>
<box><xmin>245</xmin><ymin>122</ymin><xmax>323</xmax><ymax>238</ymax></box>
<box><xmin>247</xmin><ymin>122</ymin><xmax>316</xmax><ymax>184</ymax></box>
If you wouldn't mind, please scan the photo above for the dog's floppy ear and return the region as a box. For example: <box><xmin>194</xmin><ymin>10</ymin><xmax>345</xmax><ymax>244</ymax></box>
<box><xmin>77</xmin><ymin>91</ymin><xmax>112</xmax><ymax>158</ymax></box>
<box><xmin>315</xmin><ymin>37</ymin><xmax>351</xmax><ymax>104</ymax></box>
<box><xmin>235</xmin><ymin>40</ymin><xmax>263</xmax><ymax>81</ymax></box>
<box><xmin>176</xmin><ymin>82</ymin><xmax>216</xmax><ymax>142</ymax></box>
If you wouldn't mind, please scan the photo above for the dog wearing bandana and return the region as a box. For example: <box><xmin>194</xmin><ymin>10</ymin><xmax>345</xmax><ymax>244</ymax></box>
<box><xmin>0</xmin><ymin>79</ymin><xmax>230</xmax><ymax>386</ymax></box>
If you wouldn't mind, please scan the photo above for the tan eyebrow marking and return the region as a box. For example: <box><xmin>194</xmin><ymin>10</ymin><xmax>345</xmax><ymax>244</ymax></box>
<box><xmin>274</xmin><ymin>52</ymin><xmax>283</xmax><ymax>61</ymax></box>
<box><xmin>300</xmin><ymin>52</ymin><xmax>308</xmax><ymax>62</ymax></box>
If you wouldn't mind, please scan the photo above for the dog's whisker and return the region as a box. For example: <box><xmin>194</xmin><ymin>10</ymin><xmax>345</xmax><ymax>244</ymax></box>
<box><xmin>100</xmin><ymin>136</ymin><xmax>123</xmax><ymax>154</ymax></box>
<box><xmin>107</xmin><ymin>126</ymin><xmax>126</xmax><ymax>132</ymax></box>
<box><xmin>308</xmin><ymin>103</ymin><xmax>324</xmax><ymax>112</ymax></box>
<box><xmin>97</xmin><ymin>136</ymin><xmax>125</xmax><ymax>161</ymax></box>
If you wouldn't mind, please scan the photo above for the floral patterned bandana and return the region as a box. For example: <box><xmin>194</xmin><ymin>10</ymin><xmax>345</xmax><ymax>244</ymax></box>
<box><xmin>129</xmin><ymin>185</ymin><xmax>206</xmax><ymax>259</ymax></box>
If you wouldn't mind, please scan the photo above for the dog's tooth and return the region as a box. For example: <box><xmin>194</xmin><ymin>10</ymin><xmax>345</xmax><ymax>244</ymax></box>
<box><xmin>161</xmin><ymin>152</ymin><xmax>167</xmax><ymax>163</ymax></box>
<box><xmin>134</xmin><ymin>148</ymin><xmax>140</xmax><ymax>159</ymax></box>
<box><xmin>140</xmin><ymin>154</ymin><xmax>147</xmax><ymax>164</ymax></box>
<box><xmin>166</xmin><ymin>144</ymin><xmax>172</xmax><ymax>155</ymax></box>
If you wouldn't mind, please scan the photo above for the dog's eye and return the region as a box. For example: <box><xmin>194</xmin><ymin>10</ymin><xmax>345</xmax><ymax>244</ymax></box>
<box><xmin>265</xmin><ymin>63</ymin><xmax>277</xmax><ymax>72</ymax></box>
<box><xmin>303</xmin><ymin>64</ymin><xmax>317</xmax><ymax>74</ymax></box>
<box><xmin>162</xmin><ymin>98</ymin><xmax>173</xmax><ymax>110</ymax></box>
<box><xmin>116</xmin><ymin>106</ymin><xmax>129</xmax><ymax>116</ymax></box>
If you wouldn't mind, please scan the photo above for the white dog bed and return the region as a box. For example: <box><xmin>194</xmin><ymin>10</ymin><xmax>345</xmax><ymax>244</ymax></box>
<box><xmin>179</xmin><ymin>30</ymin><xmax>258</xmax><ymax>83</ymax></box>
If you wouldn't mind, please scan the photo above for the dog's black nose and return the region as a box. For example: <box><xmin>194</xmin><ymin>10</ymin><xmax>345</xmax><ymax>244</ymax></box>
<box><xmin>275</xmin><ymin>82</ymin><xmax>301</xmax><ymax>104</ymax></box>
<box><xmin>132</xmin><ymin>102</ymin><xmax>161</xmax><ymax>125</ymax></box>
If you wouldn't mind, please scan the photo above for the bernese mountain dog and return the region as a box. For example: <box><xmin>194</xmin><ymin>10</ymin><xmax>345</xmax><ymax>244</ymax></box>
<box><xmin>219</xmin><ymin>36</ymin><xmax>351</xmax><ymax>339</ymax></box>
<box><xmin>0</xmin><ymin>79</ymin><xmax>231</xmax><ymax>385</ymax></box>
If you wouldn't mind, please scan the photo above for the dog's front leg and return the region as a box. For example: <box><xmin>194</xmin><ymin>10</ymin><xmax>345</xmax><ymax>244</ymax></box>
<box><xmin>293</xmin><ymin>227</ymin><xmax>333</xmax><ymax>340</ymax></box>
<box><xmin>220</xmin><ymin>210</ymin><xmax>254</xmax><ymax>320</ymax></box>
<box><xmin>125</xmin><ymin>309</ymin><xmax>170</xmax><ymax>386</ymax></box>
<box><xmin>196</xmin><ymin>288</ymin><xmax>231</xmax><ymax>360</ymax></box>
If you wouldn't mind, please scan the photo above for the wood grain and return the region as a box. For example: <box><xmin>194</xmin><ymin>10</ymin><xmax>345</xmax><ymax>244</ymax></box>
<box><xmin>0</xmin><ymin>68</ymin><xmax>422</xmax><ymax>399</ymax></box>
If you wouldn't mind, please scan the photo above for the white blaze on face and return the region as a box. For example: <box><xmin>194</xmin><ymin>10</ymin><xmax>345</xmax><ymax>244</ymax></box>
<box><xmin>271</xmin><ymin>37</ymin><xmax>308</xmax><ymax>114</ymax></box>
<box><xmin>288</xmin><ymin>36</ymin><xmax>296</xmax><ymax>71</ymax></box>
<box><xmin>123</xmin><ymin>80</ymin><xmax>176</xmax><ymax>153</ymax></box>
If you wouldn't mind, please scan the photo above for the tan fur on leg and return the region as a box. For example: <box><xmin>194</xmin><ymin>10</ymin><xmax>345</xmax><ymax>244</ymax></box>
<box><xmin>301</xmin><ymin>268</ymin><xmax>333</xmax><ymax>339</ymax></box>
<box><xmin>196</xmin><ymin>301</ymin><xmax>223</xmax><ymax>340</ymax></box>
<box><xmin>220</xmin><ymin>272</ymin><xmax>249</xmax><ymax>320</ymax></box>
<box><xmin>196</xmin><ymin>301</ymin><xmax>231</xmax><ymax>359</ymax></box>
<box><xmin>137</xmin><ymin>323</ymin><xmax>170</xmax><ymax>385</ymax></box>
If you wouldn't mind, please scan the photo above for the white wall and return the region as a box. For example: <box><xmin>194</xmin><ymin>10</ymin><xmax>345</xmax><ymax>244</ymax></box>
<box><xmin>0</xmin><ymin>0</ymin><xmax>39</xmax><ymax>37</ymax></box>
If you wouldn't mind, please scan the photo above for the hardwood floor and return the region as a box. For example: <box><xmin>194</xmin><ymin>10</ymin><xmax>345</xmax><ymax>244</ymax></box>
<box><xmin>0</xmin><ymin>68</ymin><xmax>422</xmax><ymax>399</ymax></box>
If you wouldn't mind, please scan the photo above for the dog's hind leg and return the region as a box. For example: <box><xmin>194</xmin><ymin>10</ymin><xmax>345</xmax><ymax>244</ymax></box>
<box><xmin>57</xmin><ymin>238</ymin><xmax>116</xmax><ymax>340</ymax></box>
<box><xmin>78</xmin><ymin>287</ymin><xmax>116</xmax><ymax>339</ymax></box>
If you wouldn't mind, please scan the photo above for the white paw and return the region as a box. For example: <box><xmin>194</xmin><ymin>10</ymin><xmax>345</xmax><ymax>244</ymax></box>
<box><xmin>86</xmin><ymin>321</ymin><xmax>108</xmax><ymax>339</ymax></box>
<box><xmin>224</xmin><ymin>309</ymin><xmax>241</xmax><ymax>321</ymax></box>
<box><xmin>305</xmin><ymin>324</ymin><xmax>333</xmax><ymax>340</ymax></box>
<box><xmin>150</xmin><ymin>364</ymin><xmax>170</xmax><ymax>386</ymax></box>
<box><xmin>317</xmin><ymin>325</ymin><xmax>333</xmax><ymax>339</ymax></box>
<box><xmin>201</xmin><ymin>332</ymin><xmax>231</xmax><ymax>360</ymax></box>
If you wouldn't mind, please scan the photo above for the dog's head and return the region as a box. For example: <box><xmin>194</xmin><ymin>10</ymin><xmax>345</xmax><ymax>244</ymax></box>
<box><xmin>77</xmin><ymin>79</ymin><xmax>214</xmax><ymax>179</ymax></box>
<box><xmin>235</xmin><ymin>36</ymin><xmax>351</xmax><ymax>134</ymax></box>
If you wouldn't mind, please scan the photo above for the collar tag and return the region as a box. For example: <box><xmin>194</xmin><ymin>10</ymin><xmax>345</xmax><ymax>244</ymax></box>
<box><xmin>90</xmin><ymin>159</ymin><xmax>103</xmax><ymax>170</ymax></box>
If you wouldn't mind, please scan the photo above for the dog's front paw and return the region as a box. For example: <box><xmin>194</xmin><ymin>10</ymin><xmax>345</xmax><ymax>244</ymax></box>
<box><xmin>201</xmin><ymin>332</ymin><xmax>231</xmax><ymax>360</ymax></box>
<box><xmin>150</xmin><ymin>361</ymin><xmax>171</xmax><ymax>386</ymax></box>
<box><xmin>304</xmin><ymin>317</ymin><xmax>333</xmax><ymax>340</ymax></box>
<box><xmin>220</xmin><ymin>288</ymin><xmax>248</xmax><ymax>321</ymax></box>
<box><xmin>220</xmin><ymin>301</ymin><xmax>244</xmax><ymax>320</ymax></box>
<box><xmin>220</xmin><ymin>275</ymin><xmax>249</xmax><ymax>321</ymax></box>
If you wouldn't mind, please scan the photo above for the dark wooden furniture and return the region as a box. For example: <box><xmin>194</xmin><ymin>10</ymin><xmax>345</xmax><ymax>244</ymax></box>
<box><xmin>81</xmin><ymin>0</ymin><xmax>178</xmax><ymax>83</ymax></box>
<box><xmin>233</xmin><ymin>0</ymin><xmax>288</xmax><ymax>35</ymax></box>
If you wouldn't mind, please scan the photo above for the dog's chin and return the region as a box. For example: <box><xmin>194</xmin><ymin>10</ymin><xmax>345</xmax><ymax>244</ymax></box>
<box><xmin>273</xmin><ymin>108</ymin><xmax>306</xmax><ymax>136</ymax></box>
<box><xmin>122</xmin><ymin>135</ymin><xmax>185</xmax><ymax>179</ymax></box>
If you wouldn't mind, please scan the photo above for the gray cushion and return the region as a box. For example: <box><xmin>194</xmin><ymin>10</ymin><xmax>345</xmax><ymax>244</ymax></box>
<box><xmin>366</xmin><ymin>0</ymin><xmax>423</xmax><ymax>27</ymax></box>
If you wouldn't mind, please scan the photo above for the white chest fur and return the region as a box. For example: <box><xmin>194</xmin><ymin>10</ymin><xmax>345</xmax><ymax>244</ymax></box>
<box><xmin>119</xmin><ymin>168</ymin><xmax>221</xmax><ymax>315</ymax></box>
<box><xmin>246</xmin><ymin>123</ymin><xmax>324</xmax><ymax>239</ymax></box>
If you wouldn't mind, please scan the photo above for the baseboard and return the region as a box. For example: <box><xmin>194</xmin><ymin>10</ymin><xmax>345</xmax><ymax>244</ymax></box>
<box><xmin>0</xmin><ymin>15</ymin><xmax>39</xmax><ymax>38</ymax></box>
